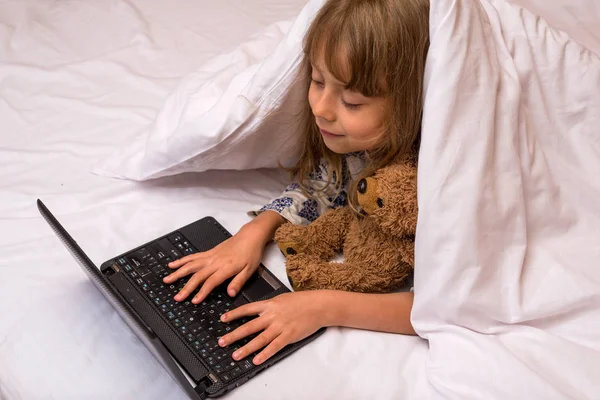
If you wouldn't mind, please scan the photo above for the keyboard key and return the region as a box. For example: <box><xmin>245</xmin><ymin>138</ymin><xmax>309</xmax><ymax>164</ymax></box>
<box><xmin>144</xmin><ymin>273</ymin><xmax>158</xmax><ymax>284</ymax></box>
<box><xmin>146</xmin><ymin>257</ymin><xmax>158</xmax><ymax>267</ymax></box>
<box><xmin>230</xmin><ymin>366</ymin><xmax>242</xmax><ymax>378</ymax></box>
<box><xmin>197</xmin><ymin>347</ymin><xmax>210</xmax><ymax>358</ymax></box>
<box><xmin>239</xmin><ymin>360</ymin><xmax>255</xmax><ymax>372</ymax></box>
<box><xmin>214</xmin><ymin>350</ymin><xmax>227</xmax><ymax>363</ymax></box>
<box><xmin>204</xmin><ymin>340</ymin><xmax>219</xmax><ymax>352</ymax></box>
<box><xmin>196</xmin><ymin>332</ymin><xmax>211</xmax><ymax>344</ymax></box>
<box><xmin>128</xmin><ymin>255</ymin><xmax>142</xmax><ymax>268</ymax></box>
<box><xmin>151</xmin><ymin>265</ymin><xmax>165</xmax><ymax>274</ymax></box>
<box><xmin>206</xmin><ymin>356</ymin><xmax>217</xmax><ymax>366</ymax></box>
<box><xmin>163</xmin><ymin>298</ymin><xmax>175</xmax><ymax>309</ymax></box>
<box><xmin>218</xmin><ymin>359</ymin><xmax>236</xmax><ymax>373</ymax></box>
<box><xmin>159</xmin><ymin>238</ymin><xmax>183</xmax><ymax>260</ymax></box>
<box><xmin>192</xmin><ymin>341</ymin><xmax>203</xmax><ymax>351</ymax></box>
<box><xmin>187</xmin><ymin>323</ymin><xmax>202</xmax><ymax>335</ymax></box>
<box><xmin>168</xmin><ymin>233</ymin><xmax>183</xmax><ymax>243</ymax></box>
<box><xmin>182</xmin><ymin>313</ymin><xmax>195</xmax><ymax>326</ymax></box>
<box><xmin>221</xmin><ymin>372</ymin><xmax>233</xmax><ymax>383</ymax></box>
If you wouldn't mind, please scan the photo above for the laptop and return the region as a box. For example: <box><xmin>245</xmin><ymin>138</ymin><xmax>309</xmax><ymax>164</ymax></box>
<box><xmin>37</xmin><ymin>199</ymin><xmax>325</xmax><ymax>399</ymax></box>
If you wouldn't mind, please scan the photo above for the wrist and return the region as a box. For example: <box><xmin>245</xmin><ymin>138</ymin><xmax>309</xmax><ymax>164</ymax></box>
<box><xmin>314</xmin><ymin>290</ymin><xmax>345</xmax><ymax>327</ymax></box>
<box><xmin>240</xmin><ymin>211</ymin><xmax>286</xmax><ymax>245</ymax></box>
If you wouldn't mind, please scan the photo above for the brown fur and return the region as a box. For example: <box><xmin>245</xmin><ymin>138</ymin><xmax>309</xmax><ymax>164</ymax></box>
<box><xmin>274</xmin><ymin>156</ymin><xmax>418</xmax><ymax>293</ymax></box>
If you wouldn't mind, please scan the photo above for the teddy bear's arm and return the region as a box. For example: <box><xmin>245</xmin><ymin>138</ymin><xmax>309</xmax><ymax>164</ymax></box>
<box><xmin>286</xmin><ymin>253</ymin><xmax>410</xmax><ymax>293</ymax></box>
<box><xmin>274</xmin><ymin>206</ymin><xmax>355</xmax><ymax>259</ymax></box>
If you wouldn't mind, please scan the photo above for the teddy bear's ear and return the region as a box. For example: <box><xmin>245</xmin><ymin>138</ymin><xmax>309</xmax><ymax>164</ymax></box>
<box><xmin>372</xmin><ymin>158</ymin><xmax>419</xmax><ymax>237</ymax></box>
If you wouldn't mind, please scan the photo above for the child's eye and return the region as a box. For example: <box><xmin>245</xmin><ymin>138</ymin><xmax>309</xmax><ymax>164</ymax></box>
<box><xmin>342</xmin><ymin>99</ymin><xmax>361</xmax><ymax>110</ymax></box>
<box><xmin>311</xmin><ymin>78</ymin><xmax>324</xmax><ymax>87</ymax></box>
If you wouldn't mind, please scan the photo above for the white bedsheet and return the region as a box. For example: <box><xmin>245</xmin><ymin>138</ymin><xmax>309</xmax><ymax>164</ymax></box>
<box><xmin>0</xmin><ymin>1</ymin><xmax>428</xmax><ymax>399</ymax></box>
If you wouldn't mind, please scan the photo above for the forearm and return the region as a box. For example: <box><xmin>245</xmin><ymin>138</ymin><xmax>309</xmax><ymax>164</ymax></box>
<box><xmin>240</xmin><ymin>210</ymin><xmax>286</xmax><ymax>245</ymax></box>
<box><xmin>321</xmin><ymin>290</ymin><xmax>416</xmax><ymax>335</ymax></box>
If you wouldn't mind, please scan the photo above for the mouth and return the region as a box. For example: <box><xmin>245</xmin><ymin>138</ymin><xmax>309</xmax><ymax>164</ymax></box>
<box><xmin>319</xmin><ymin>128</ymin><xmax>343</xmax><ymax>138</ymax></box>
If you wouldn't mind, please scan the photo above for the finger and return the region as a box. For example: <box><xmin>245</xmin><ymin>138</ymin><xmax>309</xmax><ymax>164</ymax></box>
<box><xmin>192</xmin><ymin>272</ymin><xmax>227</xmax><ymax>304</ymax></box>
<box><xmin>167</xmin><ymin>252</ymin><xmax>206</xmax><ymax>268</ymax></box>
<box><xmin>227</xmin><ymin>265</ymin><xmax>255</xmax><ymax>297</ymax></box>
<box><xmin>163</xmin><ymin>260</ymin><xmax>203</xmax><ymax>283</ymax></box>
<box><xmin>174</xmin><ymin>270</ymin><xmax>210</xmax><ymax>301</ymax></box>
<box><xmin>218</xmin><ymin>316</ymin><xmax>267</xmax><ymax>348</ymax></box>
<box><xmin>232</xmin><ymin>330</ymin><xmax>279</xmax><ymax>362</ymax></box>
<box><xmin>252</xmin><ymin>333</ymin><xmax>289</xmax><ymax>365</ymax></box>
<box><xmin>220</xmin><ymin>301</ymin><xmax>266</xmax><ymax>323</ymax></box>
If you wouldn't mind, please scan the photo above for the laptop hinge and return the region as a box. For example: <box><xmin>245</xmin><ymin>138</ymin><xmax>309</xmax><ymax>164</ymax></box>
<box><xmin>194</xmin><ymin>375</ymin><xmax>213</xmax><ymax>399</ymax></box>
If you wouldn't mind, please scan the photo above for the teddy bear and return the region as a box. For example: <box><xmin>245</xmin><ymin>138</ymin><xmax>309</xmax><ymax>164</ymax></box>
<box><xmin>273</xmin><ymin>156</ymin><xmax>418</xmax><ymax>293</ymax></box>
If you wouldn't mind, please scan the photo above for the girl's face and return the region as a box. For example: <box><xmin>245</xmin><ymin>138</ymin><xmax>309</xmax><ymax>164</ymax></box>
<box><xmin>308</xmin><ymin>57</ymin><xmax>388</xmax><ymax>154</ymax></box>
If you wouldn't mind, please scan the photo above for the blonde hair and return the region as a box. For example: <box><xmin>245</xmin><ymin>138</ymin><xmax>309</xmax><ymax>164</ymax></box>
<box><xmin>288</xmin><ymin>0</ymin><xmax>429</xmax><ymax>208</ymax></box>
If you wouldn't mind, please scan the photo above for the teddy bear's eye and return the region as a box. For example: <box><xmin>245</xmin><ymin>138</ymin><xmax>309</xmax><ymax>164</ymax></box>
<box><xmin>377</xmin><ymin>198</ymin><xmax>384</xmax><ymax>208</ymax></box>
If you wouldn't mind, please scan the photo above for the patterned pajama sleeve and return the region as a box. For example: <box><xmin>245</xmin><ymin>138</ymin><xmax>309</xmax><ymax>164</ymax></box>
<box><xmin>248</xmin><ymin>154</ymin><xmax>366</xmax><ymax>225</ymax></box>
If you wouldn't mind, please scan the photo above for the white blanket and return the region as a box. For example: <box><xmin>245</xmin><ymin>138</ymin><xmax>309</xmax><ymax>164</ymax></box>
<box><xmin>414</xmin><ymin>0</ymin><xmax>600</xmax><ymax>398</ymax></box>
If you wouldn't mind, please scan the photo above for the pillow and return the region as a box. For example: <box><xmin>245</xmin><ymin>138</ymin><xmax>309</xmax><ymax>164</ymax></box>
<box><xmin>92</xmin><ymin>0</ymin><xmax>326</xmax><ymax>180</ymax></box>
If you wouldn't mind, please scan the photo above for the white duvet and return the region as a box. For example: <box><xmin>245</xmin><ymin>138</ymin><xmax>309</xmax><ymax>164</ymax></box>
<box><xmin>414</xmin><ymin>0</ymin><xmax>600</xmax><ymax>398</ymax></box>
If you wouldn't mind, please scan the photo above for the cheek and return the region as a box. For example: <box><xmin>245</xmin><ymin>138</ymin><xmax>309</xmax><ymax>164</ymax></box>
<box><xmin>346</xmin><ymin>115</ymin><xmax>384</xmax><ymax>140</ymax></box>
<box><xmin>307</xmin><ymin>86</ymin><xmax>317</xmax><ymax>112</ymax></box>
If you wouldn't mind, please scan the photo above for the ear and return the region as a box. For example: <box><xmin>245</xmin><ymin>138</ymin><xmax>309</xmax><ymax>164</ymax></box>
<box><xmin>356</xmin><ymin>176</ymin><xmax>381</xmax><ymax>215</ymax></box>
<box><xmin>374</xmin><ymin>158</ymin><xmax>419</xmax><ymax>237</ymax></box>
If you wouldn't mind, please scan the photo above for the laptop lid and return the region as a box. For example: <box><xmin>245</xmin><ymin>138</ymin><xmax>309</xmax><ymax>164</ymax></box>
<box><xmin>37</xmin><ymin>199</ymin><xmax>205</xmax><ymax>399</ymax></box>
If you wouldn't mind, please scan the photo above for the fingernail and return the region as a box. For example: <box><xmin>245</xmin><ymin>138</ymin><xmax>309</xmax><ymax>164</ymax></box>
<box><xmin>175</xmin><ymin>294</ymin><xmax>182</xmax><ymax>301</ymax></box>
<box><xmin>232</xmin><ymin>351</ymin><xmax>241</xmax><ymax>360</ymax></box>
<box><xmin>220</xmin><ymin>314</ymin><xmax>227</xmax><ymax>322</ymax></box>
<box><xmin>228</xmin><ymin>289</ymin><xmax>236</xmax><ymax>297</ymax></box>
<box><xmin>253</xmin><ymin>356</ymin><xmax>262</xmax><ymax>365</ymax></box>
<box><xmin>218</xmin><ymin>338</ymin><xmax>225</xmax><ymax>346</ymax></box>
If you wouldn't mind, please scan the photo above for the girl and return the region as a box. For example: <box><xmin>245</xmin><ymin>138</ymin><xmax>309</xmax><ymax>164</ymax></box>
<box><xmin>164</xmin><ymin>0</ymin><xmax>429</xmax><ymax>366</ymax></box>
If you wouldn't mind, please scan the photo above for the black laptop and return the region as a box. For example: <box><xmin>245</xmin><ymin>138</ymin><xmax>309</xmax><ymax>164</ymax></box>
<box><xmin>37</xmin><ymin>199</ymin><xmax>325</xmax><ymax>399</ymax></box>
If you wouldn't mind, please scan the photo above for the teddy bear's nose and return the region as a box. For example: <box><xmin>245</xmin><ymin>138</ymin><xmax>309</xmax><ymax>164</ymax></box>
<box><xmin>357</xmin><ymin>179</ymin><xmax>367</xmax><ymax>194</ymax></box>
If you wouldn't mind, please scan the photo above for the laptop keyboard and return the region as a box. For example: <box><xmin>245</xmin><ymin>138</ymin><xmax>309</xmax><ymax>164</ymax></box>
<box><xmin>115</xmin><ymin>232</ymin><xmax>259</xmax><ymax>383</ymax></box>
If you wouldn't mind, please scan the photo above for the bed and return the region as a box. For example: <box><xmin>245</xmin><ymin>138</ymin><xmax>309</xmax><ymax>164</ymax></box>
<box><xmin>1</xmin><ymin>0</ymin><xmax>599</xmax><ymax>399</ymax></box>
<box><xmin>0</xmin><ymin>1</ymin><xmax>428</xmax><ymax>399</ymax></box>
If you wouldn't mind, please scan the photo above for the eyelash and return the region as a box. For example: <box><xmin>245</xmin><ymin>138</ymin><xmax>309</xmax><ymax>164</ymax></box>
<box><xmin>311</xmin><ymin>79</ymin><xmax>361</xmax><ymax>110</ymax></box>
<box><xmin>341</xmin><ymin>99</ymin><xmax>360</xmax><ymax>110</ymax></box>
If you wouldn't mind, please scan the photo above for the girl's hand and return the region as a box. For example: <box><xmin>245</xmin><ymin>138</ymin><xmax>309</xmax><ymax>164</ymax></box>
<box><xmin>163</xmin><ymin>223</ymin><xmax>268</xmax><ymax>304</ymax></box>
<box><xmin>217</xmin><ymin>291</ymin><xmax>328</xmax><ymax>365</ymax></box>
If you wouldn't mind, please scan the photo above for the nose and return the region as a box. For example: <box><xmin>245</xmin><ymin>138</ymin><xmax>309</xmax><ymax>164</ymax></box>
<box><xmin>312</xmin><ymin>90</ymin><xmax>336</xmax><ymax>122</ymax></box>
<box><xmin>357</xmin><ymin>179</ymin><xmax>367</xmax><ymax>194</ymax></box>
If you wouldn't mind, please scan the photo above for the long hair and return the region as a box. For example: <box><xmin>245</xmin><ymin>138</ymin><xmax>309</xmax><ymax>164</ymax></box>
<box><xmin>288</xmin><ymin>0</ymin><xmax>429</xmax><ymax>208</ymax></box>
